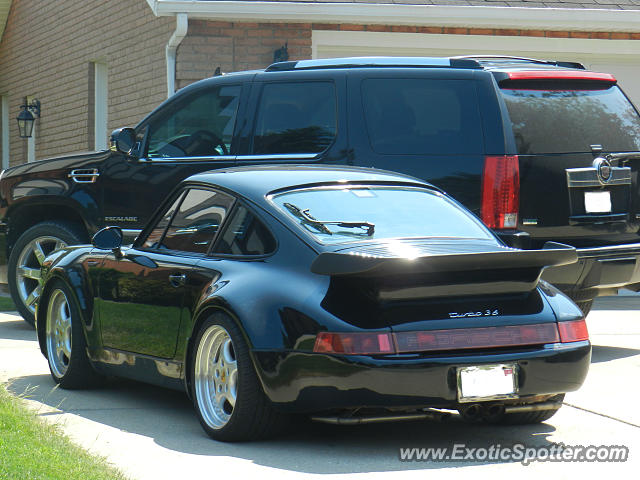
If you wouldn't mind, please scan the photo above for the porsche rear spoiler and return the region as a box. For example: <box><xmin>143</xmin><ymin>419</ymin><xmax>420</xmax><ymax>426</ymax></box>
<box><xmin>311</xmin><ymin>242</ymin><xmax>577</xmax><ymax>299</ymax></box>
<box><xmin>312</xmin><ymin>242</ymin><xmax>577</xmax><ymax>277</ymax></box>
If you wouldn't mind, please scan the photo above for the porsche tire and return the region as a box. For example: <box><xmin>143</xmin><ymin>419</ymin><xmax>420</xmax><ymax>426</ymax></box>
<box><xmin>44</xmin><ymin>280</ymin><xmax>101</xmax><ymax>389</ymax></box>
<box><xmin>191</xmin><ymin>312</ymin><xmax>288</xmax><ymax>442</ymax></box>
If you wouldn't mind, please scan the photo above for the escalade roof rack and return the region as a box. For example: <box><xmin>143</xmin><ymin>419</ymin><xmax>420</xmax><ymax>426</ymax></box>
<box><xmin>452</xmin><ymin>55</ymin><xmax>585</xmax><ymax>70</ymax></box>
<box><xmin>265</xmin><ymin>57</ymin><xmax>482</xmax><ymax>72</ymax></box>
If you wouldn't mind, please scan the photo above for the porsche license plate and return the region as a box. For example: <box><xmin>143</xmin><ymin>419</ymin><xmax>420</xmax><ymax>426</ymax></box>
<box><xmin>457</xmin><ymin>364</ymin><xmax>518</xmax><ymax>402</ymax></box>
<box><xmin>584</xmin><ymin>191</ymin><xmax>611</xmax><ymax>213</ymax></box>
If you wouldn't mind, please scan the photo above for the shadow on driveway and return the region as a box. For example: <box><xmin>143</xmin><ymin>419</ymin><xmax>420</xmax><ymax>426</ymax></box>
<box><xmin>6</xmin><ymin>373</ymin><xmax>561</xmax><ymax>474</ymax></box>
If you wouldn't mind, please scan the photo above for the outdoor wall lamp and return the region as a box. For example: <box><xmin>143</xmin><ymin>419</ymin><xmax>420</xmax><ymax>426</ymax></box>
<box><xmin>17</xmin><ymin>99</ymin><xmax>41</xmax><ymax>138</ymax></box>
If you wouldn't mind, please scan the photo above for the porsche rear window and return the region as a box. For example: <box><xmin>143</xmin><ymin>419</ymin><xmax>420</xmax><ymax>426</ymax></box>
<box><xmin>270</xmin><ymin>185</ymin><xmax>493</xmax><ymax>245</ymax></box>
<box><xmin>501</xmin><ymin>84</ymin><xmax>640</xmax><ymax>154</ymax></box>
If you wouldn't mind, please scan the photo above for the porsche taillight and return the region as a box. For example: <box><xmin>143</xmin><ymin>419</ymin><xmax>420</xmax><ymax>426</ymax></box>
<box><xmin>481</xmin><ymin>155</ymin><xmax>520</xmax><ymax>229</ymax></box>
<box><xmin>313</xmin><ymin>332</ymin><xmax>394</xmax><ymax>355</ymax></box>
<box><xmin>558</xmin><ymin>319</ymin><xmax>589</xmax><ymax>343</ymax></box>
<box><xmin>313</xmin><ymin>323</ymin><xmax>570</xmax><ymax>355</ymax></box>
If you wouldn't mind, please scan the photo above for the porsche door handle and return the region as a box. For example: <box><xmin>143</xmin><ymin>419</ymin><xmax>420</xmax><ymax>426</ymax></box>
<box><xmin>169</xmin><ymin>274</ymin><xmax>186</xmax><ymax>287</ymax></box>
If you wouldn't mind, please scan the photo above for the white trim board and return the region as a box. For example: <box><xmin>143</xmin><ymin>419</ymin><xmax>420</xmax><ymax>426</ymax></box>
<box><xmin>311</xmin><ymin>30</ymin><xmax>640</xmax><ymax>105</ymax></box>
<box><xmin>312</xmin><ymin>31</ymin><xmax>640</xmax><ymax>61</ymax></box>
<box><xmin>145</xmin><ymin>2</ymin><xmax>640</xmax><ymax>33</ymax></box>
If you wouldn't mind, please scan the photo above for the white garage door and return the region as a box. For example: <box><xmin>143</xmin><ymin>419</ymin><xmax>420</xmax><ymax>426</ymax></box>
<box><xmin>312</xmin><ymin>31</ymin><xmax>640</xmax><ymax>107</ymax></box>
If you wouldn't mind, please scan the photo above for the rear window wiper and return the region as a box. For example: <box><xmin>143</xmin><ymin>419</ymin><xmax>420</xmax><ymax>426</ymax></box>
<box><xmin>283</xmin><ymin>203</ymin><xmax>375</xmax><ymax>236</ymax></box>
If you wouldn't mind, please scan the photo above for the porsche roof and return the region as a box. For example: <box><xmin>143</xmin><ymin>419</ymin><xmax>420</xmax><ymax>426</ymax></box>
<box><xmin>186</xmin><ymin>165</ymin><xmax>434</xmax><ymax>200</ymax></box>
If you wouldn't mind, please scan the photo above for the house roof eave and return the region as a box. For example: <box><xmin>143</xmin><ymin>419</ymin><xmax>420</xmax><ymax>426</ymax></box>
<box><xmin>144</xmin><ymin>2</ymin><xmax>640</xmax><ymax>33</ymax></box>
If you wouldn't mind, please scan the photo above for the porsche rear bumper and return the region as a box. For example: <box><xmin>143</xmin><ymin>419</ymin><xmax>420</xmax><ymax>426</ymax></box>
<box><xmin>252</xmin><ymin>341</ymin><xmax>591</xmax><ymax>413</ymax></box>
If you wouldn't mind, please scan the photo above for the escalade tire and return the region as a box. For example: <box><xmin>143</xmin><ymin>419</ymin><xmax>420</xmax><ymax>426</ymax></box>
<box><xmin>8</xmin><ymin>221</ymin><xmax>87</xmax><ymax>327</ymax></box>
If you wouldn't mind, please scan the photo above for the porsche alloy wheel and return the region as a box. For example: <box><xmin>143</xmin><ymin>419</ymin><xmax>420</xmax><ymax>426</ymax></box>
<box><xmin>46</xmin><ymin>288</ymin><xmax>72</xmax><ymax>379</ymax></box>
<box><xmin>43</xmin><ymin>281</ymin><xmax>101</xmax><ymax>389</ymax></box>
<box><xmin>191</xmin><ymin>313</ymin><xmax>288</xmax><ymax>441</ymax></box>
<box><xmin>194</xmin><ymin>324</ymin><xmax>239</xmax><ymax>429</ymax></box>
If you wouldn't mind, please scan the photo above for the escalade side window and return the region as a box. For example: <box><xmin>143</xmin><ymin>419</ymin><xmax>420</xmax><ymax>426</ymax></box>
<box><xmin>252</xmin><ymin>82</ymin><xmax>336</xmax><ymax>155</ymax></box>
<box><xmin>147</xmin><ymin>85</ymin><xmax>241</xmax><ymax>158</ymax></box>
<box><xmin>361</xmin><ymin>78</ymin><xmax>484</xmax><ymax>155</ymax></box>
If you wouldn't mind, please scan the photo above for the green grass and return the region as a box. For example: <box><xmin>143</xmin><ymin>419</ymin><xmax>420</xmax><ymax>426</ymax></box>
<box><xmin>0</xmin><ymin>296</ymin><xmax>16</xmax><ymax>311</ymax></box>
<box><xmin>0</xmin><ymin>385</ymin><xmax>129</xmax><ymax>480</ymax></box>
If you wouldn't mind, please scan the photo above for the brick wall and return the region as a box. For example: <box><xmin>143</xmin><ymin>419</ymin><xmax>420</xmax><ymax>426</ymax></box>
<box><xmin>2</xmin><ymin>4</ymin><xmax>638</xmax><ymax>166</ymax></box>
<box><xmin>175</xmin><ymin>20</ymin><xmax>640</xmax><ymax>89</ymax></box>
<box><xmin>176</xmin><ymin>21</ymin><xmax>312</xmax><ymax>89</ymax></box>
<box><xmin>0</xmin><ymin>0</ymin><xmax>173</xmax><ymax>165</ymax></box>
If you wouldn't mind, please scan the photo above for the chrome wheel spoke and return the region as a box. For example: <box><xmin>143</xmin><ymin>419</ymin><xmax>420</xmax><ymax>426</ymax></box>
<box><xmin>16</xmin><ymin>235</ymin><xmax>68</xmax><ymax>316</ymax></box>
<box><xmin>24</xmin><ymin>288</ymin><xmax>39</xmax><ymax>307</ymax></box>
<box><xmin>18</xmin><ymin>266</ymin><xmax>41</xmax><ymax>281</ymax></box>
<box><xmin>32</xmin><ymin>241</ymin><xmax>46</xmax><ymax>265</ymax></box>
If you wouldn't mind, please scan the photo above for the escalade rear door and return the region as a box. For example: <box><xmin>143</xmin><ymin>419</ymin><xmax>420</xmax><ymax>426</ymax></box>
<box><xmin>495</xmin><ymin>71</ymin><xmax>640</xmax><ymax>248</ymax></box>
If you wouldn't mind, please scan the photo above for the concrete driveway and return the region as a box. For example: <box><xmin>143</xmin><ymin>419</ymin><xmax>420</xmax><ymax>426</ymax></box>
<box><xmin>0</xmin><ymin>297</ymin><xmax>638</xmax><ymax>480</ymax></box>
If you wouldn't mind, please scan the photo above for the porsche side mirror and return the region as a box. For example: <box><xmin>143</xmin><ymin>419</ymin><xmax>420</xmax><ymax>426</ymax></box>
<box><xmin>93</xmin><ymin>226</ymin><xmax>124</xmax><ymax>257</ymax></box>
<box><xmin>109</xmin><ymin>127</ymin><xmax>137</xmax><ymax>156</ymax></box>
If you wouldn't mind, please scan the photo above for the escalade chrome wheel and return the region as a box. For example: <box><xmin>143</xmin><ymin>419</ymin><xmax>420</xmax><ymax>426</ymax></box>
<box><xmin>17</xmin><ymin>236</ymin><xmax>67</xmax><ymax>316</ymax></box>
<box><xmin>8</xmin><ymin>222</ymin><xmax>85</xmax><ymax>326</ymax></box>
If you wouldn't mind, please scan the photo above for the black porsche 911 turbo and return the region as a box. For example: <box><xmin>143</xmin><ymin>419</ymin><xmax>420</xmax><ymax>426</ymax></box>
<box><xmin>35</xmin><ymin>165</ymin><xmax>590</xmax><ymax>442</ymax></box>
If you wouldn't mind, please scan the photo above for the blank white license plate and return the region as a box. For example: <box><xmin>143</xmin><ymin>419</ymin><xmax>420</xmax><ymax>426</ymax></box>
<box><xmin>584</xmin><ymin>191</ymin><xmax>612</xmax><ymax>213</ymax></box>
<box><xmin>457</xmin><ymin>364</ymin><xmax>517</xmax><ymax>402</ymax></box>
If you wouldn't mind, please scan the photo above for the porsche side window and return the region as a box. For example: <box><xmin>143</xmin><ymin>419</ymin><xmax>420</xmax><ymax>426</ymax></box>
<box><xmin>161</xmin><ymin>189</ymin><xmax>235</xmax><ymax>254</ymax></box>
<box><xmin>252</xmin><ymin>82</ymin><xmax>336</xmax><ymax>155</ymax></box>
<box><xmin>147</xmin><ymin>85</ymin><xmax>241</xmax><ymax>158</ymax></box>
<box><xmin>214</xmin><ymin>205</ymin><xmax>276</xmax><ymax>256</ymax></box>
<box><xmin>142</xmin><ymin>193</ymin><xmax>184</xmax><ymax>249</ymax></box>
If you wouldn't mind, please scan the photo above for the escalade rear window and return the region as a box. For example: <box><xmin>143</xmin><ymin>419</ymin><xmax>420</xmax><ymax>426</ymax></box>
<box><xmin>501</xmin><ymin>84</ymin><xmax>640</xmax><ymax>154</ymax></box>
<box><xmin>361</xmin><ymin>78</ymin><xmax>484</xmax><ymax>155</ymax></box>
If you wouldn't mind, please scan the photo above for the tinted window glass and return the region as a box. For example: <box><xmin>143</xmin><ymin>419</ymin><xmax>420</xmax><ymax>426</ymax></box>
<box><xmin>142</xmin><ymin>193</ymin><xmax>184</xmax><ymax>249</ymax></box>
<box><xmin>501</xmin><ymin>84</ymin><xmax>640</xmax><ymax>154</ymax></box>
<box><xmin>162</xmin><ymin>189</ymin><xmax>235</xmax><ymax>254</ymax></box>
<box><xmin>362</xmin><ymin>79</ymin><xmax>484</xmax><ymax>155</ymax></box>
<box><xmin>214</xmin><ymin>205</ymin><xmax>276</xmax><ymax>256</ymax></box>
<box><xmin>253</xmin><ymin>82</ymin><xmax>336</xmax><ymax>154</ymax></box>
<box><xmin>147</xmin><ymin>85</ymin><xmax>240</xmax><ymax>158</ymax></box>
<box><xmin>271</xmin><ymin>185</ymin><xmax>493</xmax><ymax>245</ymax></box>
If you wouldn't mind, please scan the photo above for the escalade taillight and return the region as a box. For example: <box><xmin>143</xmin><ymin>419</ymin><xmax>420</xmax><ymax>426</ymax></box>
<box><xmin>481</xmin><ymin>155</ymin><xmax>520</xmax><ymax>229</ymax></box>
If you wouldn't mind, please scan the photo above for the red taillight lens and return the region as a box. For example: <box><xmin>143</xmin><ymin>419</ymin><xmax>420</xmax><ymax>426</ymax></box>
<box><xmin>314</xmin><ymin>323</ymin><xmax>562</xmax><ymax>355</ymax></box>
<box><xmin>394</xmin><ymin>323</ymin><xmax>559</xmax><ymax>353</ymax></box>
<box><xmin>313</xmin><ymin>332</ymin><xmax>394</xmax><ymax>355</ymax></box>
<box><xmin>507</xmin><ymin>71</ymin><xmax>616</xmax><ymax>83</ymax></box>
<box><xmin>558</xmin><ymin>319</ymin><xmax>589</xmax><ymax>343</ymax></box>
<box><xmin>481</xmin><ymin>155</ymin><xmax>520</xmax><ymax>229</ymax></box>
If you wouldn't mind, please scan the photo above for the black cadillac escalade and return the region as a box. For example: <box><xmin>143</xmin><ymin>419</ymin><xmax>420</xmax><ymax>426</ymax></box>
<box><xmin>2</xmin><ymin>55</ymin><xmax>640</xmax><ymax>325</ymax></box>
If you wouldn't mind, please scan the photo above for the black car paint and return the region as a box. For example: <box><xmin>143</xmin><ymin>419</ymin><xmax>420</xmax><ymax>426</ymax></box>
<box><xmin>36</xmin><ymin>167</ymin><xmax>590</xmax><ymax>413</ymax></box>
<box><xmin>2</xmin><ymin>63</ymin><xmax>639</xmax><ymax>309</ymax></box>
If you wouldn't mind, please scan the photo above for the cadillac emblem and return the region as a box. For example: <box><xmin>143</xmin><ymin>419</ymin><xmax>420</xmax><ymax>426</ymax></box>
<box><xmin>593</xmin><ymin>157</ymin><xmax>612</xmax><ymax>184</ymax></box>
